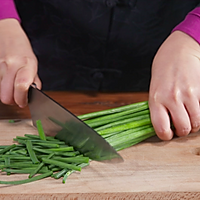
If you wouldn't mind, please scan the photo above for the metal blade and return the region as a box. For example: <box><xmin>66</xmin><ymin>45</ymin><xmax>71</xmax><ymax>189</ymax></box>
<box><xmin>28</xmin><ymin>85</ymin><xmax>123</xmax><ymax>162</ymax></box>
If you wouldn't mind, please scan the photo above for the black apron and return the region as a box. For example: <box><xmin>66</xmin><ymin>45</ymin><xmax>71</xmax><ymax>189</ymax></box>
<box><xmin>14</xmin><ymin>0</ymin><xmax>200</xmax><ymax>91</ymax></box>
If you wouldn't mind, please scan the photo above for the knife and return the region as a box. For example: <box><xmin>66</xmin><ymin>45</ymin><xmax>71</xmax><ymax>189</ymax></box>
<box><xmin>28</xmin><ymin>84</ymin><xmax>123</xmax><ymax>162</ymax></box>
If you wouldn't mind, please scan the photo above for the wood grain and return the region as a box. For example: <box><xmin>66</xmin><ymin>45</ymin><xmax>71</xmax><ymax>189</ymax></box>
<box><xmin>1</xmin><ymin>120</ymin><xmax>200</xmax><ymax>199</ymax></box>
<box><xmin>0</xmin><ymin>91</ymin><xmax>149</xmax><ymax>119</ymax></box>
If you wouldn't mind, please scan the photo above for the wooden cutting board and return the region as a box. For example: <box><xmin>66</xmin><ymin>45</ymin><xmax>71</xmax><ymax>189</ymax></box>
<box><xmin>1</xmin><ymin>120</ymin><xmax>200</xmax><ymax>200</ymax></box>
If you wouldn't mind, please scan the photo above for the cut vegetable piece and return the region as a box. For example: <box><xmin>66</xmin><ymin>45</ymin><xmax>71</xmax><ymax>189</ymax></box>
<box><xmin>0</xmin><ymin>171</ymin><xmax>53</xmax><ymax>185</ymax></box>
<box><xmin>42</xmin><ymin>158</ymin><xmax>82</xmax><ymax>171</ymax></box>
<box><xmin>26</xmin><ymin>140</ymin><xmax>39</xmax><ymax>164</ymax></box>
<box><xmin>29</xmin><ymin>153</ymin><xmax>54</xmax><ymax>178</ymax></box>
<box><xmin>36</xmin><ymin>120</ymin><xmax>46</xmax><ymax>141</ymax></box>
<box><xmin>62</xmin><ymin>163</ymin><xmax>89</xmax><ymax>183</ymax></box>
<box><xmin>0</xmin><ymin>144</ymin><xmax>16</xmax><ymax>155</ymax></box>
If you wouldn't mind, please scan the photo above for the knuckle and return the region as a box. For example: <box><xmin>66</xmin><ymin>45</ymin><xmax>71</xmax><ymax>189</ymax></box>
<box><xmin>169</xmin><ymin>87</ymin><xmax>181</xmax><ymax>104</ymax></box>
<box><xmin>149</xmin><ymin>91</ymin><xmax>162</xmax><ymax>104</ymax></box>
<box><xmin>185</xmin><ymin>86</ymin><xmax>195</xmax><ymax>99</ymax></box>
<box><xmin>3</xmin><ymin>55</ymin><xmax>36</xmax><ymax>69</ymax></box>
<box><xmin>3</xmin><ymin>56</ymin><xmax>26</xmax><ymax>69</ymax></box>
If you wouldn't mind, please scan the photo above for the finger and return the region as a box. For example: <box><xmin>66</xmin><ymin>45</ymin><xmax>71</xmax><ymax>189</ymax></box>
<box><xmin>0</xmin><ymin>76</ymin><xmax>2</xmax><ymax>101</ymax></box>
<box><xmin>184</xmin><ymin>98</ymin><xmax>200</xmax><ymax>133</ymax></box>
<box><xmin>0</xmin><ymin>63</ymin><xmax>3</xmax><ymax>100</ymax></box>
<box><xmin>149</xmin><ymin>102</ymin><xmax>173</xmax><ymax>140</ymax></box>
<box><xmin>169</xmin><ymin>102</ymin><xmax>191</xmax><ymax>137</ymax></box>
<box><xmin>14</xmin><ymin>60</ymin><xmax>38</xmax><ymax>108</ymax></box>
<box><xmin>0</xmin><ymin>62</ymin><xmax>16</xmax><ymax>105</ymax></box>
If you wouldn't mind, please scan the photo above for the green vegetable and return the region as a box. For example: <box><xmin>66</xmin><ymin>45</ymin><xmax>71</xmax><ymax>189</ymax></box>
<box><xmin>26</xmin><ymin>140</ymin><xmax>39</xmax><ymax>164</ymax></box>
<box><xmin>41</xmin><ymin>158</ymin><xmax>82</xmax><ymax>171</ymax></box>
<box><xmin>8</xmin><ymin>119</ymin><xmax>15</xmax><ymax>123</ymax></box>
<box><xmin>0</xmin><ymin>171</ymin><xmax>53</xmax><ymax>185</ymax></box>
<box><xmin>52</xmin><ymin>168</ymin><xmax>68</xmax><ymax>179</ymax></box>
<box><xmin>78</xmin><ymin>101</ymin><xmax>148</xmax><ymax>119</ymax></box>
<box><xmin>62</xmin><ymin>163</ymin><xmax>89</xmax><ymax>183</ymax></box>
<box><xmin>2</xmin><ymin>168</ymin><xmax>49</xmax><ymax>174</ymax></box>
<box><xmin>36</xmin><ymin>120</ymin><xmax>46</xmax><ymax>141</ymax></box>
<box><xmin>0</xmin><ymin>144</ymin><xmax>16</xmax><ymax>155</ymax></box>
<box><xmin>98</xmin><ymin>118</ymin><xmax>152</xmax><ymax>136</ymax></box>
<box><xmin>52</xmin><ymin>156</ymin><xmax>89</xmax><ymax>164</ymax></box>
<box><xmin>84</xmin><ymin>106</ymin><xmax>149</xmax><ymax>128</ymax></box>
<box><xmin>47</xmin><ymin>147</ymin><xmax>74</xmax><ymax>152</ymax></box>
<box><xmin>29</xmin><ymin>153</ymin><xmax>54</xmax><ymax>178</ymax></box>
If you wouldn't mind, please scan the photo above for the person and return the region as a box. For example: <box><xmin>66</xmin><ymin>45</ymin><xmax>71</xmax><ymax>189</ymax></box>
<box><xmin>1</xmin><ymin>0</ymin><xmax>200</xmax><ymax>141</ymax></box>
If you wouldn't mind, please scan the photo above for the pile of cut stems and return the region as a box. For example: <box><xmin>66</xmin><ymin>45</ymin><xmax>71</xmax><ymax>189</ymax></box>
<box><xmin>0</xmin><ymin>101</ymin><xmax>156</xmax><ymax>185</ymax></box>
<box><xmin>0</xmin><ymin>120</ymin><xmax>89</xmax><ymax>185</ymax></box>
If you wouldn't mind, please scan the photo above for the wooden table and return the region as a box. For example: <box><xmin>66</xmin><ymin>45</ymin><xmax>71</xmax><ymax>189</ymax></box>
<box><xmin>0</xmin><ymin>91</ymin><xmax>149</xmax><ymax>119</ymax></box>
<box><xmin>1</xmin><ymin>91</ymin><xmax>200</xmax><ymax>200</ymax></box>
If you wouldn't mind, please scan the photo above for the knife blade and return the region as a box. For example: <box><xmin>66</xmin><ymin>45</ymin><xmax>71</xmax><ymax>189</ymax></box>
<box><xmin>28</xmin><ymin>85</ymin><xmax>123</xmax><ymax>162</ymax></box>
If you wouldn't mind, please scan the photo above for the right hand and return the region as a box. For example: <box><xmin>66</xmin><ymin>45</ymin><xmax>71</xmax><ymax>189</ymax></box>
<box><xmin>0</xmin><ymin>18</ymin><xmax>41</xmax><ymax>108</ymax></box>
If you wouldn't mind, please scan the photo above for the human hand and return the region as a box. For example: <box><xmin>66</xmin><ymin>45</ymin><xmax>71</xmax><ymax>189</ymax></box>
<box><xmin>149</xmin><ymin>31</ymin><xmax>200</xmax><ymax>140</ymax></box>
<box><xmin>0</xmin><ymin>19</ymin><xmax>41</xmax><ymax>108</ymax></box>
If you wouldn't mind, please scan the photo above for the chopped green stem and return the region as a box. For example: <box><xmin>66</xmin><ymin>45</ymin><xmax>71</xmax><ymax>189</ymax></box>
<box><xmin>0</xmin><ymin>146</ymin><xmax>10</xmax><ymax>149</ymax></box>
<box><xmin>51</xmin><ymin>167</ymin><xmax>62</xmax><ymax>172</ymax></box>
<box><xmin>42</xmin><ymin>158</ymin><xmax>81</xmax><ymax>171</ymax></box>
<box><xmin>29</xmin><ymin>153</ymin><xmax>54</xmax><ymax>178</ymax></box>
<box><xmin>62</xmin><ymin>170</ymin><xmax>74</xmax><ymax>183</ymax></box>
<box><xmin>0</xmin><ymin>144</ymin><xmax>16</xmax><ymax>155</ymax></box>
<box><xmin>62</xmin><ymin>163</ymin><xmax>89</xmax><ymax>183</ymax></box>
<box><xmin>52</xmin><ymin>156</ymin><xmax>89</xmax><ymax>163</ymax></box>
<box><xmin>9</xmin><ymin>149</ymin><xmax>27</xmax><ymax>155</ymax></box>
<box><xmin>26</xmin><ymin>140</ymin><xmax>39</xmax><ymax>164</ymax></box>
<box><xmin>36</xmin><ymin>120</ymin><xmax>46</xmax><ymax>141</ymax></box>
<box><xmin>2</xmin><ymin>168</ymin><xmax>49</xmax><ymax>174</ymax></box>
<box><xmin>33</xmin><ymin>142</ymin><xmax>59</xmax><ymax>148</ymax></box>
<box><xmin>48</xmin><ymin>147</ymin><xmax>74</xmax><ymax>152</ymax></box>
<box><xmin>8</xmin><ymin>119</ymin><xmax>15</xmax><ymax>123</ymax></box>
<box><xmin>30</xmin><ymin>139</ymin><xmax>65</xmax><ymax>145</ymax></box>
<box><xmin>13</xmin><ymin>139</ymin><xmax>26</xmax><ymax>145</ymax></box>
<box><xmin>24</xmin><ymin>134</ymin><xmax>59</xmax><ymax>142</ymax></box>
<box><xmin>2</xmin><ymin>163</ymin><xmax>40</xmax><ymax>169</ymax></box>
<box><xmin>2</xmin><ymin>155</ymin><xmax>31</xmax><ymax>160</ymax></box>
<box><xmin>4</xmin><ymin>157</ymin><xmax>10</xmax><ymax>166</ymax></box>
<box><xmin>33</xmin><ymin>147</ymin><xmax>79</xmax><ymax>157</ymax></box>
<box><xmin>15</xmin><ymin>136</ymin><xmax>29</xmax><ymax>140</ymax></box>
<box><xmin>0</xmin><ymin>171</ymin><xmax>53</xmax><ymax>185</ymax></box>
<box><xmin>52</xmin><ymin>168</ymin><xmax>68</xmax><ymax>179</ymax></box>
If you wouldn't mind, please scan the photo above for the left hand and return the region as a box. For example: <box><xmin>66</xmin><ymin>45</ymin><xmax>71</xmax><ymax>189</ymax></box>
<box><xmin>149</xmin><ymin>30</ymin><xmax>200</xmax><ymax>140</ymax></box>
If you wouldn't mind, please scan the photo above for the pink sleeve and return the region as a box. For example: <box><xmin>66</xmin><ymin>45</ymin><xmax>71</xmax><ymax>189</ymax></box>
<box><xmin>0</xmin><ymin>0</ymin><xmax>20</xmax><ymax>21</ymax></box>
<box><xmin>172</xmin><ymin>7</ymin><xmax>200</xmax><ymax>44</ymax></box>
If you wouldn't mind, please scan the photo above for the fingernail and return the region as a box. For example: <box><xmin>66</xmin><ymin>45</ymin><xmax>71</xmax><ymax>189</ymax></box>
<box><xmin>19</xmin><ymin>104</ymin><xmax>26</xmax><ymax>108</ymax></box>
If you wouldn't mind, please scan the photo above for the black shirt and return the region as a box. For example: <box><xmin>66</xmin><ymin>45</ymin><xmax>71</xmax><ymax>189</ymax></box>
<box><xmin>15</xmin><ymin>0</ymin><xmax>200</xmax><ymax>91</ymax></box>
